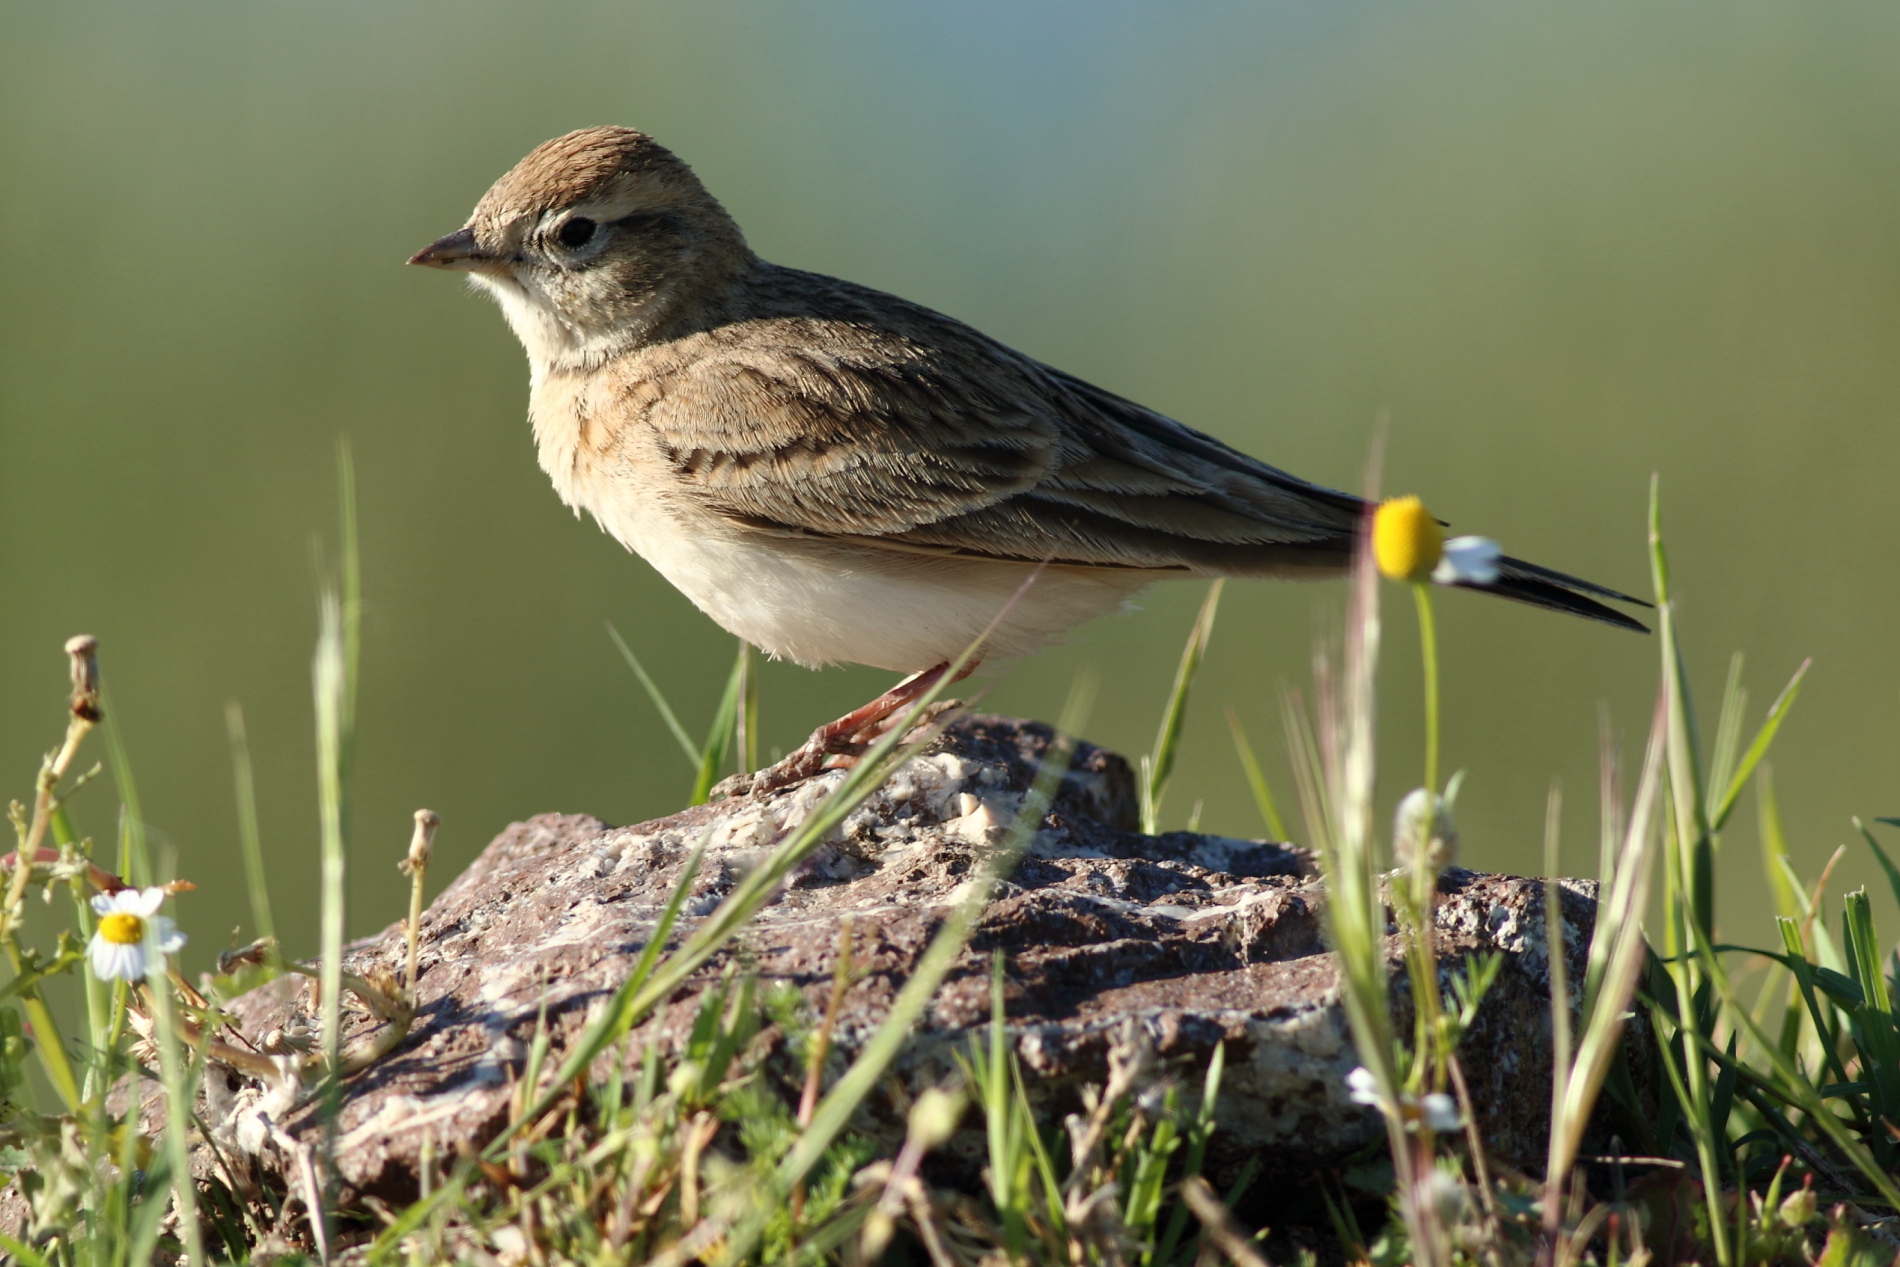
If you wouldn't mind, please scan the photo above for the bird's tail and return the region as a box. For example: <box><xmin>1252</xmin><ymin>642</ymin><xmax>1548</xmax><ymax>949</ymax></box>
<box><xmin>1454</xmin><ymin>555</ymin><xmax>1651</xmax><ymax>632</ymax></box>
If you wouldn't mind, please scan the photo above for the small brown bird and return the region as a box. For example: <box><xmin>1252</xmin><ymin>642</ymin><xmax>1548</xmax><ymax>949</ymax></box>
<box><xmin>411</xmin><ymin>126</ymin><xmax>1644</xmax><ymax>790</ymax></box>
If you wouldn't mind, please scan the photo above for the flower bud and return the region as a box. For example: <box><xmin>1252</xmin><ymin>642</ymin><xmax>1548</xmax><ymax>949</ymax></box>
<box><xmin>907</xmin><ymin>1086</ymin><xmax>965</xmax><ymax>1150</ymax></box>
<box><xmin>1394</xmin><ymin>788</ymin><xmax>1458</xmax><ymax>871</ymax></box>
<box><xmin>1778</xmin><ymin>1182</ymin><xmax>1816</xmax><ymax>1229</ymax></box>
<box><xmin>1372</xmin><ymin>496</ymin><xmax>1443</xmax><ymax>582</ymax></box>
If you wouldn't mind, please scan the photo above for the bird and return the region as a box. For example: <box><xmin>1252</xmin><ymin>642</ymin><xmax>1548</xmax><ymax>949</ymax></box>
<box><xmin>409</xmin><ymin>126</ymin><xmax>1646</xmax><ymax>793</ymax></box>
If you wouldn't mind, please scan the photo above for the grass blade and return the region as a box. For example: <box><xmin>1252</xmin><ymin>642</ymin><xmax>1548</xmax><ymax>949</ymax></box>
<box><xmin>606</xmin><ymin>621</ymin><xmax>700</xmax><ymax>769</ymax></box>
<box><xmin>1650</xmin><ymin>477</ymin><xmax>1712</xmax><ymax>941</ymax></box>
<box><xmin>0</xmin><ymin>1231</ymin><xmax>53</xmax><ymax>1267</ymax></box>
<box><xmin>313</xmin><ymin>593</ymin><xmax>350</xmax><ymax>1146</ymax></box>
<box><xmin>1696</xmin><ymin>925</ymin><xmax>1900</xmax><ymax>1211</ymax></box>
<box><xmin>337</xmin><ymin>438</ymin><xmax>361</xmax><ymax>742</ymax></box>
<box><xmin>1708</xmin><ymin>658</ymin><xmax>1810</xmax><ymax>834</ymax></box>
<box><xmin>739</xmin><ymin>641</ymin><xmax>759</xmax><ymax>774</ymax></box>
<box><xmin>689</xmin><ymin>639</ymin><xmax>748</xmax><ymax>805</ymax></box>
<box><xmin>103</xmin><ymin>709</ymin><xmax>151</xmax><ymax>888</ymax></box>
<box><xmin>1141</xmin><ymin>580</ymin><xmax>1224</xmax><ymax>833</ymax></box>
<box><xmin>1852</xmin><ymin>818</ymin><xmax>1900</xmax><ymax>918</ymax></box>
<box><xmin>146</xmin><ymin>945</ymin><xmax>205</xmax><ymax>1265</ymax></box>
<box><xmin>1225</xmin><ymin>708</ymin><xmax>1287</xmax><ymax>841</ymax></box>
<box><xmin>1757</xmin><ymin>765</ymin><xmax>1799</xmax><ymax>921</ymax></box>
<box><xmin>1705</xmin><ymin>653</ymin><xmax>1747</xmax><ymax>826</ymax></box>
<box><xmin>225</xmin><ymin>701</ymin><xmax>276</xmax><ymax>948</ymax></box>
<box><xmin>1153</xmin><ymin>1041</ymin><xmax>1225</xmax><ymax>1267</ymax></box>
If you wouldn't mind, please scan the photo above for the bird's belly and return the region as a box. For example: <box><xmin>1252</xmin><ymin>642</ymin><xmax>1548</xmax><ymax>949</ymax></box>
<box><xmin>595</xmin><ymin>497</ymin><xmax>1147</xmax><ymax>672</ymax></box>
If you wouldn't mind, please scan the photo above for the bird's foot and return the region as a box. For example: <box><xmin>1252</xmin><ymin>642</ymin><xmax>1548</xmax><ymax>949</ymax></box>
<box><xmin>712</xmin><ymin>661</ymin><xmax>975</xmax><ymax>800</ymax></box>
<box><xmin>711</xmin><ymin>696</ymin><xmax>965</xmax><ymax>800</ymax></box>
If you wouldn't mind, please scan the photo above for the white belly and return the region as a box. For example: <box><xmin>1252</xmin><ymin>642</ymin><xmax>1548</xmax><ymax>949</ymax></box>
<box><xmin>592</xmin><ymin>488</ymin><xmax>1146</xmax><ymax>672</ymax></box>
<box><xmin>528</xmin><ymin>372</ymin><xmax>1151</xmax><ymax>672</ymax></box>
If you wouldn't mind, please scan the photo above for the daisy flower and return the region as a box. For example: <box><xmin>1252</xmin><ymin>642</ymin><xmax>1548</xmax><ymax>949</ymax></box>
<box><xmin>1421</xmin><ymin>1093</ymin><xmax>1462</xmax><ymax>1134</ymax></box>
<box><xmin>88</xmin><ymin>887</ymin><xmax>186</xmax><ymax>983</ymax></box>
<box><xmin>1433</xmin><ymin>535</ymin><xmax>1502</xmax><ymax>586</ymax></box>
<box><xmin>1372</xmin><ymin>496</ymin><xmax>1443</xmax><ymax>583</ymax></box>
<box><xmin>1373</xmin><ymin>496</ymin><xmax>1501</xmax><ymax>588</ymax></box>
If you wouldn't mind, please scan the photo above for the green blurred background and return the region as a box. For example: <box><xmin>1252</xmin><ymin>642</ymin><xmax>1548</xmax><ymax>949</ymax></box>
<box><xmin>2</xmin><ymin>1</ymin><xmax>1896</xmax><ymax>972</ymax></box>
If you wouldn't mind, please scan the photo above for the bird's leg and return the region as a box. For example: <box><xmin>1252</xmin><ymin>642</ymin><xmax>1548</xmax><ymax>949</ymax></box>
<box><xmin>717</xmin><ymin>660</ymin><xmax>978</xmax><ymax>798</ymax></box>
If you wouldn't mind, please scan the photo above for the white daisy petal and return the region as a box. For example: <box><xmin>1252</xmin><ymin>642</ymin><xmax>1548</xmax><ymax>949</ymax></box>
<box><xmin>151</xmin><ymin>917</ymin><xmax>187</xmax><ymax>956</ymax></box>
<box><xmin>1345</xmin><ymin>1066</ymin><xmax>1382</xmax><ymax>1107</ymax></box>
<box><xmin>87</xmin><ymin>887</ymin><xmax>186</xmax><ymax>981</ymax></box>
<box><xmin>1422</xmin><ymin>1093</ymin><xmax>1462</xmax><ymax>1133</ymax></box>
<box><xmin>1432</xmin><ymin>536</ymin><xmax>1501</xmax><ymax>586</ymax></box>
<box><xmin>88</xmin><ymin>936</ymin><xmax>147</xmax><ymax>983</ymax></box>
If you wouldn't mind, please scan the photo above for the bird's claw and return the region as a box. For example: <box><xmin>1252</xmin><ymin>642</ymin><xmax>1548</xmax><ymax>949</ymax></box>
<box><xmin>710</xmin><ymin>700</ymin><xmax>963</xmax><ymax>800</ymax></box>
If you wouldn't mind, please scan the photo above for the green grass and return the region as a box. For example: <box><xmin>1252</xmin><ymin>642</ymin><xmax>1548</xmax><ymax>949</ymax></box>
<box><xmin>3</xmin><ymin>468</ymin><xmax>1900</xmax><ymax>1265</ymax></box>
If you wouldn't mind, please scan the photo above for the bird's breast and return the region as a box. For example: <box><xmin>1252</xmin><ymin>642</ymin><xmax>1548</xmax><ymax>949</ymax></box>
<box><xmin>522</xmin><ymin>362</ymin><xmax>1147</xmax><ymax>673</ymax></box>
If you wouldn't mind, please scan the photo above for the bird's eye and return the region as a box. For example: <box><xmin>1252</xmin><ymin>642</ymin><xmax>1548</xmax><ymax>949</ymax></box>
<box><xmin>557</xmin><ymin>217</ymin><xmax>597</xmax><ymax>249</ymax></box>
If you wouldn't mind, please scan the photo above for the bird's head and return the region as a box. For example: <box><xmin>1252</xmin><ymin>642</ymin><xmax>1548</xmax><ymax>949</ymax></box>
<box><xmin>409</xmin><ymin>127</ymin><xmax>752</xmax><ymax>370</ymax></box>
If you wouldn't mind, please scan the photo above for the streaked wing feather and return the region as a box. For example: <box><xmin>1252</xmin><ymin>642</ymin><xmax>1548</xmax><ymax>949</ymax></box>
<box><xmin>645</xmin><ymin>292</ymin><xmax>1646</xmax><ymax>629</ymax></box>
<box><xmin>645</xmin><ymin>347</ymin><xmax>1062</xmax><ymax>536</ymax></box>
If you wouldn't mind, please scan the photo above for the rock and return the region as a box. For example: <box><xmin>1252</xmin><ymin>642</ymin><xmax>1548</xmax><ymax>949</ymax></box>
<box><xmin>214</xmin><ymin>714</ymin><xmax>1621</xmax><ymax>1208</ymax></box>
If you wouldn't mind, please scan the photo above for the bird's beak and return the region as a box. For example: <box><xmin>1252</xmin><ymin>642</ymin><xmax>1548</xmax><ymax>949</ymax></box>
<box><xmin>407</xmin><ymin>226</ymin><xmax>498</xmax><ymax>271</ymax></box>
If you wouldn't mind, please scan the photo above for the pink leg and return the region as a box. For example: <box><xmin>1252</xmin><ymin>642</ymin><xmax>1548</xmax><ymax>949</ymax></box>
<box><xmin>719</xmin><ymin>660</ymin><xmax>978</xmax><ymax>798</ymax></box>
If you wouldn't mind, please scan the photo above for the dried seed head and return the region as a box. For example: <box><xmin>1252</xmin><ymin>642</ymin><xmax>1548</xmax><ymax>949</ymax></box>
<box><xmin>218</xmin><ymin>937</ymin><xmax>277</xmax><ymax>976</ymax></box>
<box><xmin>64</xmin><ymin>635</ymin><xmax>101</xmax><ymax>723</ymax></box>
<box><xmin>401</xmin><ymin>809</ymin><xmax>441</xmax><ymax>876</ymax></box>
<box><xmin>1393</xmin><ymin>787</ymin><xmax>1458</xmax><ymax>871</ymax></box>
<box><xmin>906</xmin><ymin>1086</ymin><xmax>965</xmax><ymax>1150</ymax></box>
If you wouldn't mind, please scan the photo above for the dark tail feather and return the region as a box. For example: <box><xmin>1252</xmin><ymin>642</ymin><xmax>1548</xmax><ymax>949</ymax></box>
<box><xmin>1451</xmin><ymin>555</ymin><xmax>1652</xmax><ymax>633</ymax></box>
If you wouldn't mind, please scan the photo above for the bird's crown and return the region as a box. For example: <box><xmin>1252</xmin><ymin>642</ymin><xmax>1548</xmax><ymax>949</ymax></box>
<box><xmin>473</xmin><ymin>126</ymin><xmax>705</xmax><ymax>224</ymax></box>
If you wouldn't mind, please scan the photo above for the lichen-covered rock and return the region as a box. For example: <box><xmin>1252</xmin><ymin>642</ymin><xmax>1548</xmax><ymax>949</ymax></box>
<box><xmin>215</xmin><ymin>715</ymin><xmax>1612</xmax><ymax>1205</ymax></box>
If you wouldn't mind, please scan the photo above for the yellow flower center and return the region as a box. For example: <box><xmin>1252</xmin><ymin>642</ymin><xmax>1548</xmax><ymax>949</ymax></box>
<box><xmin>98</xmin><ymin>912</ymin><xmax>144</xmax><ymax>945</ymax></box>
<box><xmin>1372</xmin><ymin>496</ymin><xmax>1443</xmax><ymax>582</ymax></box>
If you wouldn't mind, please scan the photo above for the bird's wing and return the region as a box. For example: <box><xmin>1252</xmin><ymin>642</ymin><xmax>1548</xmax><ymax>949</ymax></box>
<box><xmin>640</xmin><ymin>291</ymin><xmax>1647</xmax><ymax>628</ymax></box>
<box><xmin>642</xmin><ymin>320</ymin><xmax>1365</xmax><ymax>573</ymax></box>
<box><xmin>637</xmin><ymin>335</ymin><xmax>1064</xmax><ymax>538</ymax></box>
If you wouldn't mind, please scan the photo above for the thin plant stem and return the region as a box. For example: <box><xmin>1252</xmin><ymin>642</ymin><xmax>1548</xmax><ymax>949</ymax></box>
<box><xmin>1</xmin><ymin>949</ymin><xmax>78</xmax><ymax>1113</ymax></box>
<box><xmin>105</xmin><ymin>714</ymin><xmax>150</xmax><ymax>888</ymax></box>
<box><xmin>0</xmin><ymin>640</ymin><xmax>101</xmax><ymax>1113</ymax></box>
<box><xmin>314</xmin><ymin>593</ymin><xmax>349</xmax><ymax>1083</ymax></box>
<box><xmin>1141</xmin><ymin>579</ymin><xmax>1224</xmax><ymax>833</ymax></box>
<box><xmin>690</xmin><ymin>640</ymin><xmax>749</xmax><ymax>804</ymax></box>
<box><xmin>71</xmin><ymin>875</ymin><xmax>107</xmax><ymax>1100</ymax></box>
<box><xmin>403</xmin><ymin>810</ymin><xmax>439</xmax><ymax>996</ymax></box>
<box><xmin>313</xmin><ymin>587</ymin><xmax>353</xmax><ymax>1256</ymax></box>
<box><xmin>738</xmin><ymin>641</ymin><xmax>759</xmax><ymax>775</ymax></box>
<box><xmin>313</xmin><ymin>441</ymin><xmax>363</xmax><ymax>1240</ymax></box>
<box><xmin>1225</xmin><ymin>708</ymin><xmax>1288</xmax><ymax>841</ymax></box>
<box><xmin>606</xmin><ymin>621</ymin><xmax>700</xmax><ymax>769</ymax></box>
<box><xmin>145</xmin><ymin>957</ymin><xmax>205</xmax><ymax>1265</ymax></box>
<box><xmin>1540</xmin><ymin>785</ymin><xmax>1571</xmax><ymax>1262</ymax></box>
<box><xmin>225</xmin><ymin>701</ymin><xmax>276</xmax><ymax>949</ymax></box>
<box><xmin>1413</xmin><ymin>580</ymin><xmax>1439</xmax><ymax>795</ymax></box>
<box><xmin>337</xmin><ymin>438</ymin><xmax>362</xmax><ymax>740</ymax></box>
